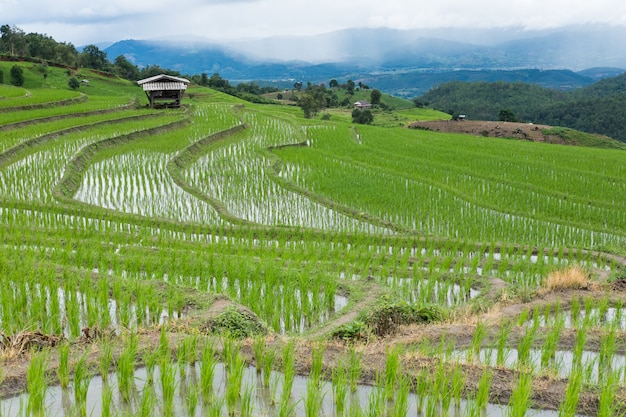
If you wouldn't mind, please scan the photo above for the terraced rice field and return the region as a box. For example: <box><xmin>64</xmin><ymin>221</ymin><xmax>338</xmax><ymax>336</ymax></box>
<box><xmin>1</xmin><ymin>65</ymin><xmax>626</xmax><ymax>417</ymax></box>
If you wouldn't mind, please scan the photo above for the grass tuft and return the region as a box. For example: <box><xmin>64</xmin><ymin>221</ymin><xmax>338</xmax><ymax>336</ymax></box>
<box><xmin>544</xmin><ymin>266</ymin><xmax>590</xmax><ymax>291</ymax></box>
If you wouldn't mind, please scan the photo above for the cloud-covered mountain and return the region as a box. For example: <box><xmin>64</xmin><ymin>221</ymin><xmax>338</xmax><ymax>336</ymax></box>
<box><xmin>103</xmin><ymin>24</ymin><xmax>626</xmax><ymax>96</ymax></box>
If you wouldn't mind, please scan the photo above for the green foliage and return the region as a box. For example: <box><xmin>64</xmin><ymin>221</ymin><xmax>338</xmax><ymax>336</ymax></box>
<box><xmin>113</xmin><ymin>55</ymin><xmax>140</xmax><ymax>80</ymax></box>
<box><xmin>352</xmin><ymin>108</ymin><xmax>373</xmax><ymax>124</ymax></box>
<box><xmin>80</xmin><ymin>44</ymin><xmax>108</xmax><ymax>70</ymax></box>
<box><xmin>366</xmin><ymin>297</ymin><xmax>443</xmax><ymax>336</ymax></box>
<box><xmin>332</xmin><ymin>320</ymin><xmax>370</xmax><ymax>341</ymax></box>
<box><xmin>332</xmin><ymin>297</ymin><xmax>444</xmax><ymax>341</ymax></box>
<box><xmin>542</xmin><ymin>126</ymin><xmax>624</xmax><ymax>149</ymax></box>
<box><xmin>499</xmin><ymin>109</ymin><xmax>518</xmax><ymax>122</ymax></box>
<box><xmin>346</xmin><ymin>79</ymin><xmax>355</xmax><ymax>94</ymax></box>
<box><xmin>298</xmin><ymin>83</ymin><xmax>339</xmax><ymax>118</ymax></box>
<box><xmin>68</xmin><ymin>76</ymin><xmax>80</xmax><ymax>90</ymax></box>
<box><xmin>370</xmin><ymin>89</ymin><xmax>382</xmax><ymax>105</ymax></box>
<box><xmin>210</xmin><ymin>307</ymin><xmax>267</xmax><ymax>339</ymax></box>
<box><xmin>10</xmin><ymin>64</ymin><xmax>24</xmax><ymax>87</ymax></box>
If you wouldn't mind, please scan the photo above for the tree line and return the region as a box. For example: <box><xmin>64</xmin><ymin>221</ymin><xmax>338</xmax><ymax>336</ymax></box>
<box><xmin>418</xmin><ymin>77</ymin><xmax>626</xmax><ymax>142</ymax></box>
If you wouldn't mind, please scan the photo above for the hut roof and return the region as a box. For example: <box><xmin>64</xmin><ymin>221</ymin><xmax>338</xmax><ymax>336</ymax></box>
<box><xmin>137</xmin><ymin>74</ymin><xmax>190</xmax><ymax>91</ymax></box>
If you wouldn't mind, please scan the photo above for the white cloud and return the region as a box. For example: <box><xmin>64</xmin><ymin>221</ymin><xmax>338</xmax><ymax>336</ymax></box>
<box><xmin>3</xmin><ymin>0</ymin><xmax>626</xmax><ymax>45</ymax></box>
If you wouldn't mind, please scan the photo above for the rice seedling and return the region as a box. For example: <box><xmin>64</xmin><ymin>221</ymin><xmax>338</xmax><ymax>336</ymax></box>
<box><xmin>332</xmin><ymin>362</ymin><xmax>349</xmax><ymax>417</ymax></box>
<box><xmin>598</xmin><ymin>369</ymin><xmax>620</xmax><ymax>417</ymax></box>
<box><xmin>391</xmin><ymin>375</ymin><xmax>411</xmax><ymax>417</ymax></box>
<box><xmin>450</xmin><ymin>363</ymin><xmax>465</xmax><ymax>410</ymax></box>
<box><xmin>277</xmin><ymin>394</ymin><xmax>297</xmax><ymax>417</ymax></box>
<box><xmin>366</xmin><ymin>377</ymin><xmax>386</xmax><ymax>417</ymax></box>
<box><xmin>558</xmin><ymin>365</ymin><xmax>582</xmax><ymax>417</ymax></box>
<box><xmin>598</xmin><ymin>329</ymin><xmax>617</xmax><ymax>384</ymax></box>
<box><xmin>226</xmin><ymin>350</ymin><xmax>246</xmax><ymax>416</ymax></box>
<box><xmin>281</xmin><ymin>341</ymin><xmax>295</xmax><ymax>403</ymax></box>
<box><xmin>185</xmin><ymin>383</ymin><xmax>199</xmax><ymax>417</ymax></box>
<box><xmin>159</xmin><ymin>324</ymin><xmax>171</xmax><ymax>358</ymax></box>
<box><xmin>26</xmin><ymin>350</ymin><xmax>48</xmax><ymax>417</ymax></box>
<box><xmin>469</xmin><ymin>320</ymin><xmax>487</xmax><ymax>362</ymax></box>
<box><xmin>73</xmin><ymin>352</ymin><xmax>91</xmax><ymax>417</ymax></box>
<box><xmin>304</xmin><ymin>373</ymin><xmax>326</xmax><ymax>417</ymax></box>
<box><xmin>471</xmin><ymin>368</ymin><xmax>492</xmax><ymax>417</ymax></box>
<box><xmin>497</xmin><ymin>320</ymin><xmax>513</xmax><ymax>367</ymax></box>
<box><xmin>159</xmin><ymin>354</ymin><xmax>177</xmax><ymax>417</ymax></box>
<box><xmin>572</xmin><ymin>329</ymin><xmax>587</xmax><ymax>370</ymax></box>
<box><xmin>384</xmin><ymin>345</ymin><xmax>401</xmax><ymax>400</ymax></box>
<box><xmin>137</xmin><ymin>384</ymin><xmax>154</xmax><ymax>417</ymax></box>
<box><xmin>200</xmin><ymin>340</ymin><xmax>217</xmax><ymax>403</ymax></box>
<box><xmin>540</xmin><ymin>320</ymin><xmax>563</xmax><ymax>370</ymax></box>
<box><xmin>253</xmin><ymin>335</ymin><xmax>265</xmax><ymax>374</ymax></box>
<box><xmin>310</xmin><ymin>343</ymin><xmax>325</xmax><ymax>384</ymax></box>
<box><xmin>506</xmin><ymin>372</ymin><xmax>533</xmax><ymax>417</ymax></box>
<box><xmin>347</xmin><ymin>348</ymin><xmax>362</xmax><ymax>393</ymax></box>
<box><xmin>101</xmin><ymin>382</ymin><xmax>113</xmax><ymax>417</ymax></box>
<box><xmin>57</xmin><ymin>341</ymin><xmax>70</xmax><ymax>389</ymax></box>
<box><xmin>117</xmin><ymin>338</ymin><xmax>137</xmax><ymax>403</ymax></box>
<box><xmin>144</xmin><ymin>349</ymin><xmax>158</xmax><ymax>386</ymax></box>
<box><xmin>517</xmin><ymin>326</ymin><xmax>536</xmax><ymax>370</ymax></box>
<box><xmin>262</xmin><ymin>346</ymin><xmax>276</xmax><ymax>389</ymax></box>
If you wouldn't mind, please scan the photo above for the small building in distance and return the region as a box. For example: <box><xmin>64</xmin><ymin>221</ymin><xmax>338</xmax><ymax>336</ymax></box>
<box><xmin>137</xmin><ymin>74</ymin><xmax>190</xmax><ymax>108</ymax></box>
<box><xmin>354</xmin><ymin>100</ymin><xmax>372</xmax><ymax>110</ymax></box>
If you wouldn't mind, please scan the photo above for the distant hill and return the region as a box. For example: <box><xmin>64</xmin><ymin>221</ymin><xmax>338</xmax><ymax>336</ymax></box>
<box><xmin>418</xmin><ymin>72</ymin><xmax>626</xmax><ymax>143</ymax></box>
<box><xmin>103</xmin><ymin>25</ymin><xmax>626</xmax><ymax>97</ymax></box>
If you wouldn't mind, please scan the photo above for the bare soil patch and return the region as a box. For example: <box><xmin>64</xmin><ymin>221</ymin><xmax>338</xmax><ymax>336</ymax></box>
<box><xmin>408</xmin><ymin>120</ymin><xmax>566</xmax><ymax>144</ymax></box>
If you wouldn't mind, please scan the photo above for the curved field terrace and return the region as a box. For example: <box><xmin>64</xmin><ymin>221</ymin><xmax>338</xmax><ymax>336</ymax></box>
<box><xmin>1</xmin><ymin>66</ymin><xmax>626</xmax><ymax>417</ymax></box>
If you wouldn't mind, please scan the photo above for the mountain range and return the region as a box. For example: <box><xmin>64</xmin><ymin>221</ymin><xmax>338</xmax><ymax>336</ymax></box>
<box><xmin>102</xmin><ymin>24</ymin><xmax>626</xmax><ymax>98</ymax></box>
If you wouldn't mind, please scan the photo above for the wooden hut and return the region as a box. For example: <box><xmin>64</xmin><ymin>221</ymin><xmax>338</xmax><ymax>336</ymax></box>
<box><xmin>353</xmin><ymin>100</ymin><xmax>372</xmax><ymax>110</ymax></box>
<box><xmin>137</xmin><ymin>74</ymin><xmax>190</xmax><ymax>108</ymax></box>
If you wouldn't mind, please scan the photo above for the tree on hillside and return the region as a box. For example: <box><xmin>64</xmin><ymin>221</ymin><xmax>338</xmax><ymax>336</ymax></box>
<box><xmin>10</xmin><ymin>65</ymin><xmax>24</xmax><ymax>87</ymax></box>
<box><xmin>68</xmin><ymin>76</ymin><xmax>80</xmax><ymax>90</ymax></box>
<box><xmin>329</xmin><ymin>79</ymin><xmax>339</xmax><ymax>89</ymax></box>
<box><xmin>370</xmin><ymin>89</ymin><xmax>382</xmax><ymax>105</ymax></box>
<box><xmin>54</xmin><ymin>42</ymin><xmax>79</xmax><ymax>67</ymax></box>
<box><xmin>412</xmin><ymin>98</ymin><xmax>426</xmax><ymax>108</ymax></box>
<box><xmin>298</xmin><ymin>83</ymin><xmax>334</xmax><ymax>118</ymax></box>
<box><xmin>139</xmin><ymin>65</ymin><xmax>175</xmax><ymax>79</ymax></box>
<box><xmin>25</xmin><ymin>32</ymin><xmax>58</xmax><ymax>61</ymax></box>
<box><xmin>113</xmin><ymin>55</ymin><xmax>140</xmax><ymax>80</ymax></box>
<box><xmin>0</xmin><ymin>25</ymin><xmax>26</xmax><ymax>56</ymax></box>
<box><xmin>80</xmin><ymin>45</ymin><xmax>107</xmax><ymax>70</ymax></box>
<box><xmin>498</xmin><ymin>109</ymin><xmax>519</xmax><ymax>122</ymax></box>
<box><xmin>299</xmin><ymin>94</ymin><xmax>318</xmax><ymax>118</ymax></box>
<box><xmin>352</xmin><ymin>108</ymin><xmax>373</xmax><ymax>124</ymax></box>
<box><xmin>346</xmin><ymin>79</ymin><xmax>355</xmax><ymax>94</ymax></box>
<box><xmin>209</xmin><ymin>73</ymin><xmax>229</xmax><ymax>89</ymax></box>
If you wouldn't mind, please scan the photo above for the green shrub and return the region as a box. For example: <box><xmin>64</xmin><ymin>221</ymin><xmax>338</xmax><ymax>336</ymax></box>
<box><xmin>10</xmin><ymin>65</ymin><xmax>24</xmax><ymax>87</ymax></box>
<box><xmin>68</xmin><ymin>77</ymin><xmax>80</xmax><ymax>90</ymax></box>
<box><xmin>210</xmin><ymin>307</ymin><xmax>266</xmax><ymax>339</ymax></box>
<box><xmin>332</xmin><ymin>320</ymin><xmax>370</xmax><ymax>341</ymax></box>
<box><xmin>366</xmin><ymin>296</ymin><xmax>443</xmax><ymax>336</ymax></box>
<box><xmin>333</xmin><ymin>297</ymin><xmax>443</xmax><ymax>341</ymax></box>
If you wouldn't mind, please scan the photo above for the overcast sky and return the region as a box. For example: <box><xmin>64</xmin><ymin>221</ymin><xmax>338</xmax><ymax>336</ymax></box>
<box><xmin>2</xmin><ymin>0</ymin><xmax>626</xmax><ymax>46</ymax></box>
